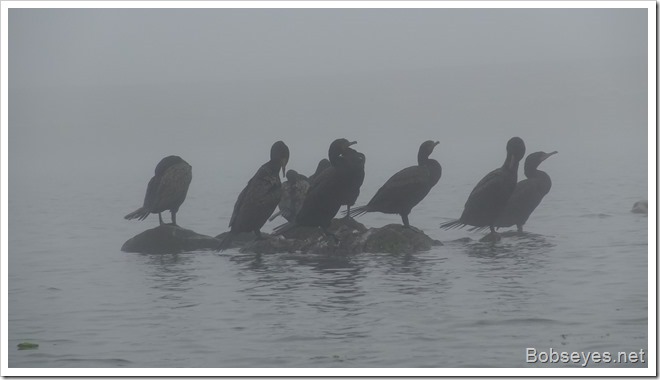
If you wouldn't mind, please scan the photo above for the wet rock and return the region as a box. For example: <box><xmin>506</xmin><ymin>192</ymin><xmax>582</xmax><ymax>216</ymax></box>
<box><xmin>214</xmin><ymin>231</ymin><xmax>268</xmax><ymax>250</ymax></box>
<box><xmin>631</xmin><ymin>200</ymin><xmax>648</xmax><ymax>214</ymax></box>
<box><xmin>362</xmin><ymin>224</ymin><xmax>442</xmax><ymax>254</ymax></box>
<box><xmin>238</xmin><ymin>219</ymin><xmax>441</xmax><ymax>254</ymax></box>
<box><xmin>122</xmin><ymin>225</ymin><xmax>220</xmax><ymax>254</ymax></box>
<box><xmin>479</xmin><ymin>232</ymin><xmax>502</xmax><ymax>243</ymax></box>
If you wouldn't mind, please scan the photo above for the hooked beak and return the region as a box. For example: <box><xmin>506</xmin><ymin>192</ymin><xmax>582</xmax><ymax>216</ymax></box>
<box><xmin>348</xmin><ymin>141</ymin><xmax>357</xmax><ymax>146</ymax></box>
<box><xmin>541</xmin><ymin>151</ymin><xmax>558</xmax><ymax>162</ymax></box>
<box><xmin>281</xmin><ymin>158</ymin><xmax>288</xmax><ymax>178</ymax></box>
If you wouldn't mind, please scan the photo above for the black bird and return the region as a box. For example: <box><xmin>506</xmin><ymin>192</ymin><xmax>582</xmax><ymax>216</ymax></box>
<box><xmin>217</xmin><ymin>141</ymin><xmax>289</xmax><ymax>251</ymax></box>
<box><xmin>440</xmin><ymin>137</ymin><xmax>526</xmax><ymax>238</ymax></box>
<box><xmin>268</xmin><ymin>169</ymin><xmax>310</xmax><ymax>222</ymax></box>
<box><xmin>347</xmin><ymin>140</ymin><xmax>441</xmax><ymax>231</ymax></box>
<box><xmin>125</xmin><ymin>155</ymin><xmax>192</xmax><ymax>226</ymax></box>
<box><xmin>338</xmin><ymin>147</ymin><xmax>366</xmax><ymax>218</ymax></box>
<box><xmin>308</xmin><ymin>158</ymin><xmax>331</xmax><ymax>182</ymax></box>
<box><xmin>273</xmin><ymin>138</ymin><xmax>357</xmax><ymax>240</ymax></box>
<box><xmin>495</xmin><ymin>151</ymin><xmax>557</xmax><ymax>232</ymax></box>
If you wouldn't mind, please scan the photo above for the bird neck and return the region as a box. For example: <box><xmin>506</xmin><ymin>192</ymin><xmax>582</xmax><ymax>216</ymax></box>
<box><xmin>525</xmin><ymin>168</ymin><xmax>550</xmax><ymax>181</ymax></box>
<box><xmin>329</xmin><ymin>151</ymin><xmax>342</xmax><ymax>166</ymax></box>
<box><xmin>418</xmin><ymin>151</ymin><xmax>430</xmax><ymax>165</ymax></box>
<box><xmin>426</xmin><ymin>159</ymin><xmax>442</xmax><ymax>186</ymax></box>
<box><xmin>502</xmin><ymin>153</ymin><xmax>520</xmax><ymax>173</ymax></box>
<box><xmin>265</xmin><ymin>159</ymin><xmax>282</xmax><ymax>175</ymax></box>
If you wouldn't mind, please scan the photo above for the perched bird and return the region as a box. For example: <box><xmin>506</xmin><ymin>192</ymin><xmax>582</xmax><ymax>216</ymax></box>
<box><xmin>348</xmin><ymin>140</ymin><xmax>441</xmax><ymax>231</ymax></box>
<box><xmin>125</xmin><ymin>155</ymin><xmax>192</xmax><ymax>226</ymax></box>
<box><xmin>440</xmin><ymin>137</ymin><xmax>526</xmax><ymax>238</ymax></box>
<box><xmin>273</xmin><ymin>138</ymin><xmax>358</xmax><ymax>240</ymax></box>
<box><xmin>338</xmin><ymin>147</ymin><xmax>366</xmax><ymax>218</ymax></box>
<box><xmin>216</xmin><ymin>141</ymin><xmax>289</xmax><ymax>251</ymax></box>
<box><xmin>308</xmin><ymin>158</ymin><xmax>331</xmax><ymax>183</ymax></box>
<box><xmin>495</xmin><ymin>151</ymin><xmax>557</xmax><ymax>232</ymax></box>
<box><xmin>268</xmin><ymin>169</ymin><xmax>310</xmax><ymax>222</ymax></box>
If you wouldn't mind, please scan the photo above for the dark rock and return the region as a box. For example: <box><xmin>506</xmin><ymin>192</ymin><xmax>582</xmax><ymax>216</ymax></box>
<box><xmin>362</xmin><ymin>224</ymin><xmax>442</xmax><ymax>254</ymax></box>
<box><xmin>631</xmin><ymin>200</ymin><xmax>648</xmax><ymax>214</ymax></box>
<box><xmin>239</xmin><ymin>219</ymin><xmax>441</xmax><ymax>254</ymax></box>
<box><xmin>214</xmin><ymin>231</ymin><xmax>267</xmax><ymax>249</ymax></box>
<box><xmin>479</xmin><ymin>232</ymin><xmax>502</xmax><ymax>243</ymax></box>
<box><xmin>122</xmin><ymin>225</ymin><xmax>220</xmax><ymax>254</ymax></box>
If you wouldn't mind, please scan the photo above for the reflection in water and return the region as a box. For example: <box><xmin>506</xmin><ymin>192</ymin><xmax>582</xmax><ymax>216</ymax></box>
<box><xmin>458</xmin><ymin>233</ymin><xmax>556</xmax><ymax>314</ymax></box>
<box><xmin>138</xmin><ymin>252</ymin><xmax>200</xmax><ymax>308</ymax></box>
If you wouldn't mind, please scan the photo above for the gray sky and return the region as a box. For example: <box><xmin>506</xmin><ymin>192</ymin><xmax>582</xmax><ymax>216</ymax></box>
<box><xmin>8</xmin><ymin>7</ymin><xmax>649</xmax><ymax>209</ymax></box>
<box><xmin>10</xmin><ymin>8</ymin><xmax>647</xmax><ymax>87</ymax></box>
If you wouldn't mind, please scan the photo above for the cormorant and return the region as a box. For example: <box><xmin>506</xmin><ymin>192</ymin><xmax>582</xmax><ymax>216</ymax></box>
<box><xmin>440</xmin><ymin>137</ymin><xmax>526</xmax><ymax>239</ymax></box>
<box><xmin>347</xmin><ymin>140</ymin><xmax>441</xmax><ymax>231</ymax></box>
<box><xmin>495</xmin><ymin>151</ymin><xmax>557</xmax><ymax>232</ymax></box>
<box><xmin>338</xmin><ymin>147</ymin><xmax>366</xmax><ymax>218</ymax></box>
<box><xmin>272</xmin><ymin>138</ymin><xmax>357</xmax><ymax>240</ymax></box>
<box><xmin>124</xmin><ymin>155</ymin><xmax>192</xmax><ymax>226</ymax></box>
<box><xmin>216</xmin><ymin>141</ymin><xmax>289</xmax><ymax>251</ymax></box>
<box><xmin>268</xmin><ymin>169</ymin><xmax>310</xmax><ymax>222</ymax></box>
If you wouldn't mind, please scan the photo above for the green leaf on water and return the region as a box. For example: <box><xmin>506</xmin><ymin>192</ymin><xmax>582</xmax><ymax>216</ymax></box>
<box><xmin>17</xmin><ymin>342</ymin><xmax>38</xmax><ymax>350</ymax></box>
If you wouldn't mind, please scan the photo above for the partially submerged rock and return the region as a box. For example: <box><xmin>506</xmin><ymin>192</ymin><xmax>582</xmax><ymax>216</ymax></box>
<box><xmin>362</xmin><ymin>224</ymin><xmax>442</xmax><ymax>253</ymax></box>
<box><xmin>631</xmin><ymin>200</ymin><xmax>648</xmax><ymax>214</ymax></box>
<box><xmin>234</xmin><ymin>219</ymin><xmax>441</xmax><ymax>254</ymax></box>
<box><xmin>122</xmin><ymin>225</ymin><xmax>220</xmax><ymax>254</ymax></box>
<box><xmin>122</xmin><ymin>219</ymin><xmax>443</xmax><ymax>255</ymax></box>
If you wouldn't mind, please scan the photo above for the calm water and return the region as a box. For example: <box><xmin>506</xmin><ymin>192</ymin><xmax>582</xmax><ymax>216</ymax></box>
<box><xmin>8</xmin><ymin>154</ymin><xmax>648</xmax><ymax>369</ymax></box>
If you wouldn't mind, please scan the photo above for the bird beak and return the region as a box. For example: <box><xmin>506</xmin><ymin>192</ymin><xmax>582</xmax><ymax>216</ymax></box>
<box><xmin>281</xmin><ymin>158</ymin><xmax>288</xmax><ymax>178</ymax></box>
<box><xmin>541</xmin><ymin>151</ymin><xmax>558</xmax><ymax>162</ymax></box>
<box><xmin>434</xmin><ymin>141</ymin><xmax>439</xmax><ymax>146</ymax></box>
<box><xmin>348</xmin><ymin>141</ymin><xmax>357</xmax><ymax>146</ymax></box>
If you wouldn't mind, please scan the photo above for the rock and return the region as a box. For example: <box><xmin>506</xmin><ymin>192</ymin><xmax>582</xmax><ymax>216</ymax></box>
<box><xmin>121</xmin><ymin>225</ymin><xmax>220</xmax><ymax>254</ymax></box>
<box><xmin>479</xmin><ymin>232</ymin><xmax>502</xmax><ymax>243</ymax></box>
<box><xmin>362</xmin><ymin>224</ymin><xmax>442</xmax><ymax>254</ymax></box>
<box><xmin>214</xmin><ymin>231</ymin><xmax>267</xmax><ymax>250</ymax></box>
<box><xmin>236</xmin><ymin>219</ymin><xmax>441</xmax><ymax>254</ymax></box>
<box><xmin>631</xmin><ymin>200</ymin><xmax>648</xmax><ymax>214</ymax></box>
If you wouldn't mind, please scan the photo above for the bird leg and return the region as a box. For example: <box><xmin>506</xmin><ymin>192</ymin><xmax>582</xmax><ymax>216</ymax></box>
<box><xmin>516</xmin><ymin>224</ymin><xmax>524</xmax><ymax>233</ymax></box>
<box><xmin>171</xmin><ymin>211</ymin><xmax>178</xmax><ymax>226</ymax></box>
<box><xmin>401</xmin><ymin>214</ymin><xmax>423</xmax><ymax>234</ymax></box>
<box><xmin>158</xmin><ymin>213</ymin><xmax>164</xmax><ymax>226</ymax></box>
<box><xmin>254</xmin><ymin>230</ymin><xmax>266</xmax><ymax>240</ymax></box>
<box><xmin>480</xmin><ymin>226</ymin><xmax>502</xmax><ymax>242</ymax></box>
<box><xmin>343</xmin><ymin>205</ymin><xmax>353</xmax><ymax>220</ymax></box>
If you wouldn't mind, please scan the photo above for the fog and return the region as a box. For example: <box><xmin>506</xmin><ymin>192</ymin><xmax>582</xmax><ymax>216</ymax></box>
<box><xmin>8</xmin><ymin>7</ymin><xmax>648</xmax><ymax>213</ymax></box>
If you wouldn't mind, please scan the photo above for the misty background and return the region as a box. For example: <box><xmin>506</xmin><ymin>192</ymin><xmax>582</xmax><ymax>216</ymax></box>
<box><xmin>9</xmin><ymin>7</ymin><xmax>647</xmax><ymax>232</ymax></box>
<box><xmin>6</xmin><ymin>6</ymin><xmax>650</xmax><ymax>370</ymax></box>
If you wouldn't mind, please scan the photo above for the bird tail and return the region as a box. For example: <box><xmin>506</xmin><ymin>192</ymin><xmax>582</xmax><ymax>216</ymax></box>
<box><xmin>124</xmin><ymin>207</ymin><xmax>150</xmax><ymax>221</ymax></box>
<box><xmin>342</xmin><ymin>205</ymin><xmax>369</xmax><ymax>219</ymax></box>
<box><xmin>268</xmin><ymin>209</ymin><xmax>294</xmax><ymax>222</ymax></box>
<box><xmin>215</xmin><ymin>232</ymin><xmax>235</xmax><ymax>252</ymax></box>
<box><xmin>440</xmin><ymin>219</ymin><xmax>465</xmax><ymax>230</ymax></box>
<box><xmin>467</xmin><ymin>225</ymin><xmax>489</xmax><ymax>232</ymax></box>
<box><xmin>268</xmin><ymin>210</ymin><xmax>283</xmax><ymax>222</ymax></box>
<box><xmin>272</xmin><ymin>221</ymin><xmax>296</xmax><ymax>236</ymax></box>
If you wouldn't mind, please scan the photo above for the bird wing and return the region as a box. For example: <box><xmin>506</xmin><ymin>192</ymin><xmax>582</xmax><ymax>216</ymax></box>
<box><xmin>460</xmin><ymin>168</ymin><xmax>515</xmax><ymax>226</ymax></box>
<box><xmin>142</xmin><ymin>175</ymin><xmax>159</xmax><ymax>211</ymax></box>
<box><xmin>229</xmin><ymin>184</ymin><xmax>249</xmax><ymax>228</ymax></box>
<box><xmin>368</xmin><ymin>166</ymin><xmax>431</xmax><ymax>211</ymax></box>
<box><xmin>295</xmin><ymin>167</ymin><xmax>341</xmax><ymax>226</ymax></box>
<box><xmin>496</xmin><ymin>179</ymin><xmax>545</xmax><ymax>227</ymax></box>
<box><xmin>154</xmin><ymin>162</ymin><xmax>192</xmax><ymax>213</ymax></box>
<box><xmin>230</xmin><ymin>166</ymin><xmax>282</xmax><ymax>229</ymax></box>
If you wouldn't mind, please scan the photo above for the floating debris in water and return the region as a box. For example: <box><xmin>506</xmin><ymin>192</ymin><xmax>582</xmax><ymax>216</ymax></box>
<box><xmin>17</xmin><ymin>342</ymin><xmax>38</xmax><ymax>350</ymax></box>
